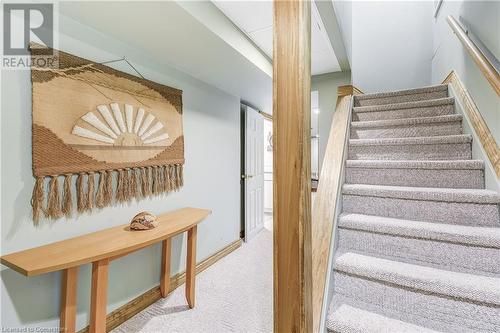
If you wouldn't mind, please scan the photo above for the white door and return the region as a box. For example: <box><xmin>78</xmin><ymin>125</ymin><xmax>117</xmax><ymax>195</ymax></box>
<box><xmin>244</xmin><ymin>106</ymin><xmax>264</xmax><ymax>242</ymax></box>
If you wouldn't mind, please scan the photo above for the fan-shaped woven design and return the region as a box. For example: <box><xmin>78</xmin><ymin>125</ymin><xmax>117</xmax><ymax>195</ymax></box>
<box><xmin>30</xmin><ymin>46</ymin><xmax>184</xmax><ymax>224</ymax></box>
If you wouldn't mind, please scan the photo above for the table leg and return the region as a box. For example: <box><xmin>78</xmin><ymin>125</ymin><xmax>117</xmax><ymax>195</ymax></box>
<box><xmin>186</xmin><ymin>225</ymin><xmax>197</xmax><ymax>308</ymax></box>
<box><xmin>160</xmin><ymin>238</ymin><xmax>171</xmax><ymax>297</ymax></box>
<box><xmin>89</xmin><ymin>259</ymin><xmax>109</xmax><ymax>333</ymax></box>
<box><xmin>60</xmin><ymin>266</ymin><xmax>78</xmax><ymax>333</ymax></box>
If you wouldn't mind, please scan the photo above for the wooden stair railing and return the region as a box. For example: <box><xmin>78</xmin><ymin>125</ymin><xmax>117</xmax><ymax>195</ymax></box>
<box><xmin>311</xmin><ymin>85</ymin><xmax>361</xmax><ymax>332</ymax></box>
<box><xmin>447</xmin><ymin>15</ymin><xmax>500</xmax><ymax>96</ymax></box>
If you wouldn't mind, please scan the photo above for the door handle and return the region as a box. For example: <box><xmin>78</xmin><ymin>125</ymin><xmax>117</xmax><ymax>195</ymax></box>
<box><xmin>241</xmin><ymin>174</ymin><xmax>254</xmax><ymax>179</ymax></box>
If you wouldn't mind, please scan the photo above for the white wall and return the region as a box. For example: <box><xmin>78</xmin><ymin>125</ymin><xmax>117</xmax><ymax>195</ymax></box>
<box><xmin>335</xmin><ymin>1</ymin><xmax>434</xmax><ymax>93</ymax></box>
<box><xmin>311</xmin><ymin>71</ymin><xmax>351</xmax><ymax>175</ymax></box>
<box><xmin>1</xmin><ymin>15</ymin><xmax>240</xmax><ymax>331</ymax></box>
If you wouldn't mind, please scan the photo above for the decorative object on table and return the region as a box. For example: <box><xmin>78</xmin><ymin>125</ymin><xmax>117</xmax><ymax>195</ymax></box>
<box><xmin>129</xmin><ymin>212</ymin><xmax>158</xmax><ymax>230</ymax></box>
<box><xmin>30</xmin><ymin>45</ymin><xmax>185</xmax><ymax>224</ymax></box>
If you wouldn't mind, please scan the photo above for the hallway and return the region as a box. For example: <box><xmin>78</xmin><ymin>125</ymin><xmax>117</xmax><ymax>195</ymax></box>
<box><xmin>112</xmin><ymin>230</ymin><xmax>273</xmax><ymax>333</ymax></box>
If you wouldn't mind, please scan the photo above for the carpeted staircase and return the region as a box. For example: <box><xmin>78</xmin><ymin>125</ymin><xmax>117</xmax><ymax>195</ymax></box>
<box><xmin>326</xmin><ymin>84</ymin><xmax>500</xmax><ymax>332</ymax></box>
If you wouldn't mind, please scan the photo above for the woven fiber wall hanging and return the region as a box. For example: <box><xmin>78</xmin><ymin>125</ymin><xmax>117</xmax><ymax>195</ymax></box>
<box><xmin>30</xmin><ymin>47</ymin><xmax>184</xmax><ymax>224</ymax></box>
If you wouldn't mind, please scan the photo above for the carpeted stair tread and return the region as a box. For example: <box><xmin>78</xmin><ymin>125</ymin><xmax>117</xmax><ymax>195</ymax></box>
<box><xmin>346</xmin><ymin>159</ymin><xmax>484</xmax><ymax>170</ymax></box>
<box><xmin>351</xmin><ymin>114</ymin><xmax>462</xmax><ymax>128</ymax></box>
<box><xmin>334</xmin><ymin>252</ymin><xmax>500</xmax><ymax>306</ymax></box>
<box><xmin>345</xmin><ymin>160</ymin><xmax>484</xmax><ymax>189</ymax></box>
<box><xmin>349</xmin><ymin>134</ymin><xmax>471</xmax><ymax>147</ymax></box>
<box><xmin>355</xmin><ymin>84</ymin><xmax>448</xmax><ymax>102</ymax></box>
<box><xmin>354</xmin><ymin>85</ymin><xmax>448</xmax><ymax>107</ymax></box>
<box><xmin>342</xmin><ymin>184</ymin><xmax>500</xmax><ymax>204</ymax></box>
<box><xmin>353</xmin><ymin>97</ymin><xmax>453</xmax><ymax>114</ymax></box>
<box><xmin>338</xmin><ymin>213</ymin><xmax>500</xmax><ymax>248</ymax></box>
<box><xmin>327</xmin><ymin>304</ymin><xmax>439</xmax><ymax>333</ymax></box>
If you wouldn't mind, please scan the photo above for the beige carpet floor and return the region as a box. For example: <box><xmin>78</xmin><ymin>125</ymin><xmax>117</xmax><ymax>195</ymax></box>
<box><xmin>112</xmin><ymin>229</ymin><xmax>273</xmax><ymax>333</ymax></box>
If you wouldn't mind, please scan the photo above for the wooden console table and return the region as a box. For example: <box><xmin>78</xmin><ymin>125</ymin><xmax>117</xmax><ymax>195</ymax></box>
<box><xmin>0</xmin><ymin>207</ymin><xmax>211</xmax><ymax>333</ymax></box>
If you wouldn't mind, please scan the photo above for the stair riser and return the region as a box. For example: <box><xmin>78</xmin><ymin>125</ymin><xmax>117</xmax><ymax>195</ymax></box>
<box><xmin>345</xmin><ymin>167</ymin><xmax>484</xmax><ymax>189</ymax></box>
<box><xmin>332</xmin><ymin>273</ymin><xmax>500</xmax><ymax>332</ymax></box>
<box><xmin>351</xmin><ymin>122</ymin><xmax>462</xmax><ymax>139</ymax></box>
<box><xmin>337</xmin><ymin>229</ymin><xmax>500</xmax><ymax>275</ymax></box>
<box><xmin>353</xmin><ymin>104</ymin><xmax>454</xmax><ymax>121</ymax></box>
<box><xmin>354</xmin><ymin>90</ymin><xmax>448</xmax><ymax>107</ymax></box>
<box><xmin>342</xmin><ymin>194</ymin><xmax>500</xmax><ymax>226</ymax></box>
<box><xmin>348</xmin><ymin>143</ymin><xmax>472</xmax><ymax>160</ymax></box>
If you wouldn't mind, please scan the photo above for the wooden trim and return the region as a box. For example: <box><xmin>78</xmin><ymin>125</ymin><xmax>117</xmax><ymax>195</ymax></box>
<box><xmin>259</xmin><ymin>111</ymin><xmax>273</xmax><ymax>121</ymax></box>
<box><xmin>77</xmin><ymin>238</ymin><xmax>243</xmax><ymax>333</ymax></box>
<box><xmin>312</xmin><ymin>91</ymin><xmax>354</xmax><ymax>333</ymax></box>
<box><xmin>338</xmin><ymin>85</ymin><xmax>363</xmax><ymax>97</ymax></box>
<box><xmin>273</xmin><ymin>1</ymin><xmax>313</xmax><ymax>332</ymax></box>
<box><xmin>443</xmin><ymin>71</ymin><xmax>500</xmax><ymax>177</ymax></box>
<box><xmin>447</xmin><ymin>15</ymin><xmax>500</xmax><ymax>96</ymax></box>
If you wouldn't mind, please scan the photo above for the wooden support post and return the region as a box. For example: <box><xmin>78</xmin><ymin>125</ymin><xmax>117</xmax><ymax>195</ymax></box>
<box><xmin>89</xmin><ymin>259</ymin><xmax>109</xmax><ymax>333</ymax></box>
<box><xmin>160</xmin><ymin>238</ymin><xmax>172</xmax><ymax>297</ymax></box>
<box><xmin>60</xmin><ymin>266</ymin><xmax>78</xmax><ymax>333</ymax></box>
<box><xmin>185</xmin><ymin>226</ymin><xmax>197</xmax><ymax>308</ymax></box>
<box><xmin>273</xmin><ymin>0</ymin><xmax>313</xmax><ymax>332</ymax></box>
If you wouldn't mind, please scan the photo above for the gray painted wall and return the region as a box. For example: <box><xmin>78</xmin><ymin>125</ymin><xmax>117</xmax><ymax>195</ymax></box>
<box><xmin>334</xmin><ymin>1</ymin><xmax>434</xmax><ymax>93</ymax></box>
<box><xmin>350</xmin><ymin>1</ymin><xmax>434</xmax><ymax>93</ymax></box>
<box><xmin>432</xmin><ymin>1</ymin><xmax>499</xmax><ymax>145</ymax></box>
<box><xmin>312</xmin><ymin>71</ymin><xmax>352</xmax><ymax>175</ymax></box>
<box><xmin>1</xmin><ymin>15</ymin><xmax>240</xmax><ymax>331</ymax></box>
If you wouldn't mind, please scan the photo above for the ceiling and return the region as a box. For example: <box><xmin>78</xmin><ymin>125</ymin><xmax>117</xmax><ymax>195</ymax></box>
<box><xmin>59</xmin><ymin>1</ymin><xmax>273</xmax><ymax>112</ymax></box>
<box><xmin>213</xmin><ymin>0</ymin><xmax>341</xmax><ymax>75</ymax></box>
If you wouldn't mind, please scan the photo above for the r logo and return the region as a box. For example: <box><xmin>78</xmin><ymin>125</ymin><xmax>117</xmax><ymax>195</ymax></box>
<box><xmin>3</xmin><ymin>3</ymin><xmax>53</xmax><ymax>55</ymax></box>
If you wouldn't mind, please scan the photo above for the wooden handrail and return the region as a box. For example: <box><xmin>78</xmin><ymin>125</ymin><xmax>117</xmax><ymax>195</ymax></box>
<box><xmin>447</xmin><ymin>15</ymin><xmax>500</xmax><ymax>96</ymax></box>
<box><xmin>311</xmin><ymin>85</ymin><xmax>360</xmax><ymax>332</ymax></box>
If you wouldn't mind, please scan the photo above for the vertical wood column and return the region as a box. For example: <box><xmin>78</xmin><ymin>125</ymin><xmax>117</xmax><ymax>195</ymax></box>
<box><xmin>185</xmin><ymin>225</ymin><xmax>197</xmax><ymax>308</ymax></box>
<box><xmin>89</xmin><ymin>259</ymin><xmax>109</xmax><ymax>333</ymax></box>
<box><xmin>60</xmin><ymin>266</ymin><xmax>78</xmax><ymax>333</ymax></box>
<box><xmin>273</xmin><ymin>1</ymin><xmax>313</xmax><ymax>332</ymax></box>
<box><xmin>160</xmin><ymin>238</ymin><xmax>172</xmax><ymax>297</ymax></box>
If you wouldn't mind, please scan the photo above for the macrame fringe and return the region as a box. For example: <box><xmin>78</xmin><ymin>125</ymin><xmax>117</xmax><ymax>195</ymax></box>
<box><xmin>116</xmin><ymin>169</ymin><xmax>125</xmax><ymax>203</ymax></box>
<box><xmin>62</xmin><ymin>174</ymin><xmax>73</xmax><ymax>217</ymax></box>
<box><xmin>152</xmin><ymin>166</ymin><xmax>159</xmax><ymax>195</ymax></box>
<box><xmin>76</xmin><ymin>173</ymin><xmax>87</xmax><ymax>213</ymax></box>
<box><xmin>31</xmin><ymin>176</ymin><xmax>45</xmax><ymax>225</ymax></box>
<box><xmin>87</xmin><ymin>172</ymin><xmax>95</xmax><ymax>211</ymax></box>
<box><xmin>96</xmin><ymin>171</ymin><xmax>106</xmax><ymax>209</ymax></box>
<box><xmin>31</xmin><ymin>164</ymin><xmax>184</xmax><ymax>224</ymax></box>
<box><xmin>164</xmin><ymin>166</ymin><xmax>171</xmax><ymax>193</ymax></box>
<box><xmin>178</xmin><ymin>164</ymin><xmax>184</xmax><ymax>187</ymax></box>
<box><xmin>169</xmin><ymin>165</ymin><xmax>176</xmax><ymax>191</ymax></box>
<box><xmin>46</xmin><ymin>176</ymin><xmax>62</xmax><ymax>219</ymax></box>
<box><xmin>140</xmin><ymin>167</ymin><xmax>148</xmax><ymax>197</ymax></box>
<box><xmin>158</xmin><ymin>166</ymin><xmax>165</xmax><ymax>194</ymax></box>
<box><xmin>130</xmin><ymin>169</ymin><xmax>138</xmax><ymax>199</ymax></box>
<box><xmin>123</xmin><ymin>169</ymin><xmax>130</xmax><ymax>202</ymax></box>
<box><xmin>104</xmin><ymin>170</ymin><xmax>113</xmax><ymax>206</ymax></box>
<box><xmin>146</xmin><ymin>167</ymin><xmax>153</xmax><ymax>197</ymax></box>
